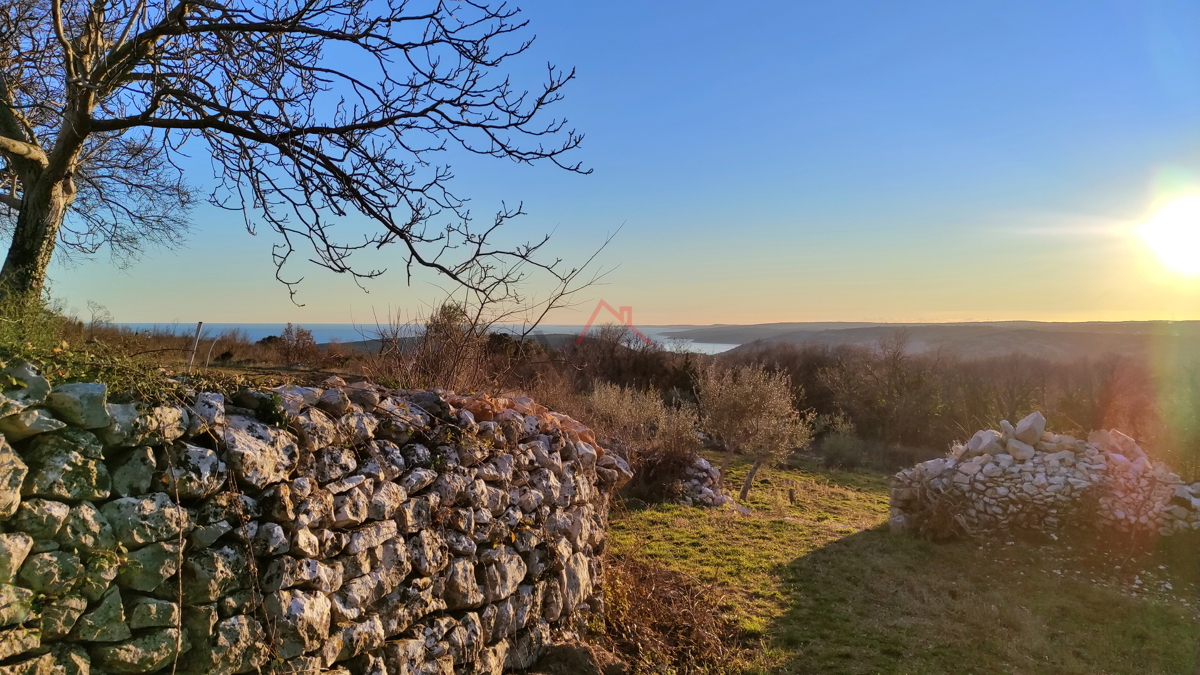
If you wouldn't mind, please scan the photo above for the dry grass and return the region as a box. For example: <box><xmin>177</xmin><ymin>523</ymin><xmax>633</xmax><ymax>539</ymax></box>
<box><xmin>601</xmin><ymin>549</ymin><xmax>751</xmax><ymax>674</ymax></box>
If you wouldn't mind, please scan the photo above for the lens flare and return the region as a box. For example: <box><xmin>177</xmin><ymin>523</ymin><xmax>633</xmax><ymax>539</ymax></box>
<box><xmin>1139</xmin><ymin>196</ymin><xmax>1200</xmax><ymax>275</ymax></box>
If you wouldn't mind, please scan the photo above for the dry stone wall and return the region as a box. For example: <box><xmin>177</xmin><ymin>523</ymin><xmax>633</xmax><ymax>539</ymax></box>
<box><xmin>890</xmin><ymin>411</ymin><xmax>1200</xmax><ymax>536</ymax></box>
<box><xmin>0</xmin><ymin>363</ymin><xmax>630</xmax><ymax>675</ymax></box>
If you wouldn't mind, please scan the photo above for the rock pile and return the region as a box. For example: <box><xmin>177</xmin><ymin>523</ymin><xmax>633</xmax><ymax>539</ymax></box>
<box><xmin>0</xmin><ymin>364</ymin><xmax>629</xmax><ymax>675</ymax></box>
<box><xmin>677</xmin><ymin>456</ymin><xmax>732</xmax><ymax>508</ymax></box>
<box><xmin>889</xmin><ymin>411</ymin><xmax>1200</xmax><ymax>536</ymax></box>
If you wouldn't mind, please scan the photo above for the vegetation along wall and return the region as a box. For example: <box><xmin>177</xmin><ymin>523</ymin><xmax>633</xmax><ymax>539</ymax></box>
<box><xmin>0</xmin><ymin>362</ymin><xmax>631</xmax><ymax>675</ymax></box>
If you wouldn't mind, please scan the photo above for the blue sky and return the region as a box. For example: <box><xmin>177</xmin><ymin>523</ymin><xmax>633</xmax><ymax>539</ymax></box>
<box><xmin>51</xmin><ymin>0</ymin><xmax>1200</xmax><ymax>323</ymax></box>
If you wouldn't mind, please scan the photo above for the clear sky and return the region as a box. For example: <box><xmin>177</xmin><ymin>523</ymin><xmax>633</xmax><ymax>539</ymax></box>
<box><xmin>46</xmin><ymin>0</ymin><xmax>1200</xmax><ymax>324</ymax></box>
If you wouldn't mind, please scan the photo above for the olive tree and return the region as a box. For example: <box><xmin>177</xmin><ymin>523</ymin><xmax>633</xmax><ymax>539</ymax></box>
<box><xmin>0</xmin><ymin>0</ymin><xmax>587</xmax><ymax>300</ymax></box>
<box><xmin>698</xmin><ymin>362</ymin><xmax>814</xmax><ymax>500</ymax></box>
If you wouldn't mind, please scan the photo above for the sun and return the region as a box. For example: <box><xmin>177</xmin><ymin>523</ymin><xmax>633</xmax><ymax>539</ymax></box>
<box><xmin>1139</xmin><ymin>196</ymin><xmax>1200</xmax><ymax>275</ymax></box>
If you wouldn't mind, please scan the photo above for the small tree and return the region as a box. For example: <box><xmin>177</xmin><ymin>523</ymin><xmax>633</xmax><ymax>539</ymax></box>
<box><xmin>697</xmin><ymin>363</ymin><xmax>813</xmax><ymax>500</ymax></box>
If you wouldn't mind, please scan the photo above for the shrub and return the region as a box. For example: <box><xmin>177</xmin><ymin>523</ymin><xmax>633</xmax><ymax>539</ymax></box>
<box><xmin>602</xmin><ymin>550</ymin><xmax>750</xmax><ymax>674</ymax></box>
<box><xmin>821</xmin><ymin>431</ymin><xmax>866</xmax><ymax>470</ymax></box>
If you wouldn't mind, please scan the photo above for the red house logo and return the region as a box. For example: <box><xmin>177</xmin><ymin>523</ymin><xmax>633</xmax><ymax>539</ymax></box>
<box><xmin>576</xmin><ymin>300</ymin><xmax>653</xmax><ymax>346</ymax></box>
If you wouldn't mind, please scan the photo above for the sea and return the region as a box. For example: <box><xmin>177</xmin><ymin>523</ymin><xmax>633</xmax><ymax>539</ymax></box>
<box><xmin>118</xmin><ymin>323</ymin><xmax>740</xmax><ymax>355</ymax></box>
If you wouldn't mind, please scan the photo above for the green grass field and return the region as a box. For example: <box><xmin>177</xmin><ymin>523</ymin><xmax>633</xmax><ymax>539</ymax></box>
<box><xmin>608</xmin><ymin>455</ymin><xmax>1200</xmax><ymax>674</ymax></box>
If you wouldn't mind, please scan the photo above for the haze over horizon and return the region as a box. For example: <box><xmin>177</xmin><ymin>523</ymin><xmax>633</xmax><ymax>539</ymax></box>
<box><xmin>43</xmin><ymin>0</ymin><xmax>1200</xmax><ymax>325</ymax></box>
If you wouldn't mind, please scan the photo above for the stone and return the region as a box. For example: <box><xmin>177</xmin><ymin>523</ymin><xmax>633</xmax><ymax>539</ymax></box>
<box><xmin>190</xmin><ymin>615</ymin><xmax>268</xmax><ymax>675</ymax></box>
<box><xmin>315</xmin><ymin>447</ymin><xmax>357</xmax><ymax>484</ymax></box>
<box><xmin>100</xmin><ymin>494</ymin><xmax>189</xmax><ymax>548</ymax></box>
<box><xmin>1006</xmin><ymin>438</ymin><xmax>1036</xmax><ymax>461</ymax></box>
<box><xmin>332</xmin><ymin>488</ymin><xmax>369</xmax><ymax>528</ymax></box>
<box><xmin>400</xmin><ymin>468</ymin><xmax>438</xmax><ymax>494</ymax></box>
<box><xmin>115</xmin><ymin>542</ymin><xmax>180</xmax><ymax>593</ymax></box>
<box><xmin>1015</xmin><ymin>411</ymin><xmax>1047</xmax><ymax>446</ymax></box>
<box><xmin>368</xmin><ymin>482</ymin><xmax>407</xmax><ymax>520</ymax></box>
<box><xmin>0</xmin><ymin>654</ymin><xmax>55</xmax><ymax>675</ymax></box>
<box><xmin>264</xmin><ymin>589</ymin><xmax>331</xmax><ymax>659</ymax></box>
<box><xmin>408</xmin><ymin>530</ymin><xmax>447</xmax><ymax>577</ymax></box>
<box><xmin>40</xmin><ymin>594</ymin><xmax>86</xmax><ymax>640</ymax></box>
<box><xmin>397</xmin><ymin>494</ymin><xmax>440</xmax><ymax>533</ymax></box>
<box><xmin>253</xmin><ymin>522</ymin><xmax>290</xmax><ymax>557</ymax></box>
<box><xmin>90</xmin><ymin>628</ymin><xmax>188</xmax><ymax>673</ymax></box>
<box><xmin>445</xmin><ymin>558</ymin><xmax>483</xmax><ymax>609</ymax></box>
<box><xmin>71</xmin><ymin>587</ymin><xmax>130</xmax><ymax>642</ymax></box>
<box><xmin>79</xmin><ymin>553</ymin><xmax>119</xmax><ymax>601</ymax></box>
<box><xmin>224</xmin><ymin>416</ymin><xmax>297</xmax><ymax>489</ymax></box>
<box><xmin>0</xmin><ymin>626</ymin><xmax>39</xmax><ymax>661</ymax></box>
<box><xmin>0</xmin><ymin>362</ymin><xmax>50</xmax><ymax>418</ymax></box>
<box><xmin>96</xmin><ymin>403</ymin><xmax>143</xmax><ymax>448</ymax></box>
<box><xmin>17</xmin><ymin>551</ymin><xmax>82</xmax><ymax>595</ymax></box>
<box><xmin>45</xmin><ymin>383</ymin><xmax>110</xmax><ymax>429</ymax></box>
<box><xmin>0</xmin><ymin>408</ymin><xmax>65</xmax><ymax>442</ymax></box>
<box><xmin>21</xmin><ymin>437</ymin><xmax>107</xmax><ymax>502</ymax></box>
<box><xmin>0</xmin><ymin>585</ymin><xmax>33</xmax><ymax>628</ymax></box>
<box><xmin>140</xmin><ymin>406</ymin><xmax>190</xmax><ymax>445</ymax></box>
<box><xmin>188</xmin><ymin>392</ymin><xmax>226</xmax><ymax>437</ymax></box>
<box><xmin>179</xmin><ymin>545</ymin><xmax>249</xmax><ymax>605</ymax></box>
<box><xmin>126</xmin><ymin>596</ymin><xmax>180</xmax><ymax>629</ymax></box>
<box><xmin>107</xmin><ymin>447</ymin><xmax>156</xmax><ymax>497</ymax></box>
<box><xmin>317</xmin><ymin>388</ymin><xmax>352</xmax><ymax>417</ymax></box>
<box><xmin>482</xmin><ymin>547</ymin><xmax>526</xmax><ymax>603</ymax></box>
<box><xmin>333</xmin><ymin>614</ymin><xmax>385</xmax><ymax>663</ymax></box>
<box><xmin>0</xmin><ymin>535</ymin><xmax>32</xmax><ymax>583</ymax></box>
<box><xmin>0</xmin><ymin>443</ymin><xmax>27</xmax><ymax>518</ymax></box>
<box><xmin>154</xmin><ymin>442</ymin><xmax>228</xmax><ymax>499</ymax></box>
<box><xmin>57</xmin><ymin>503</ymin><xmax>116</xmax><ymax>553</ymax></box>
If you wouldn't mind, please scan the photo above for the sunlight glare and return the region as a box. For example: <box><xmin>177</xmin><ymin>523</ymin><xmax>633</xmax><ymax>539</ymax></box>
<box><xmin>1139</xmin><ymin>196</ymin><xmax>1200</xmax><ymax>276</ymax></box>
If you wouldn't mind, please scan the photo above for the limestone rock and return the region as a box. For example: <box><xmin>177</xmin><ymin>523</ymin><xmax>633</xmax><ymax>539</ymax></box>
<box><xmin>126</xmin><ymin>596</ymin><xmax>179</xmax><ymax>629</ymax></box>
<box><xmin>90</xmin><ymin>627</ymin><xmax>188</xmax><ymax>673</ymax></box>
<box><xmin>179</xmin><ymin>545</ymin><xmax>249</xmax><ymax>605</ymax></box>
<box><xmin>21</xmin><ymin>435</ymin><xmax>108</xmax><ymax>502</ymax></box>
<box><xmin>0</xmin><ymin>585</ymin><xmax>33</xmax><ymax>628</ymax></box>
<box><xmin>1006</xmin><ymin>438</ymin><xmax>1036</xmax><ymax>461</ymax></box>
<box><xmin>45</xmin><ymin>383</ymin><xmax>110</xmax><ymax>429</ymax></box>
<box><xmin>39</xmin><ymin>594</ymin><xmax>86</xmax><ymax>640</ymax></box>
<box><xmin>115</xmin><ymin>542</ymin><xmax>180</xmax><ymax>593</ymax></box>
<box><xmin>0</xmin><ymin>535</ymin><xmax>32</xmax><ymax>584</ymax></box>
<box><xmin>224</xmin><ymin>416</ymin><xmax>297</xmax><ymax>489</ymax></box>
<box><xmin>106</xmin><ymin>452</ymin><xmax>154</xmax><ymax>504</ymax></box>
<box><xmin>188</xmin><ymin>392</ymin><xmax>226</xmax><ymax>437</ymax></box>
<box><xmin>315</xmin><ymin>447</ymin><xmax>357</xmax><ymax>484</ymax></box>
<box><xmin>0</xmin><ymin>362</ymin><xmax>50</xmax><ymax>418</ymax></box>
<box><xmin>154</xmin><ymin>442</ymin><xmax>228</xmax><ymax>499</ymax></box>
<box><xmin>56</xmin><ymin>503</ymin><xmax>116</xmax><ymax>553</ymax></box>
<box><xmin>100</xmin><ymin>494</ymin><xmax>189</xmax><ymax>549</ymax></box>
<box><xmin>70</xmin><ymin>587</ymin><xmax>130</xmax><ymax>642</ymax></box>
<box><xmin>1014</xmin><ymin>411</ymin><xmax>1047</xmax><ymax>445</ymax></box>
<box><xmin>0</xmin><ymin>443</ymin><xmax>27</xmax><ymax>518</ymax></box>
<box><xmin>186</xmin><ymin>615</ymin><xmax>267</xmax><ymax>675</ymax></box>
<box><xmin>78</xmin><ymin>554</ymin><xmax>119</xmax><ymax>601</ymax></box>
<box><xmin>0</xmin><ymin>408</ymin><xmax>65</xmax><ymax>442</ymax></box>
<box><xmin>17</xmin><ymin>551</ymin><xmax>82</xmax><ymax>595</ymax></box>
<box><xmin>263</xmin><ymin>589</ymin><xmax>331</xmax><ymax>659</ymax></box>
<box><xmin>0</xmin><ymin>626</ymin><xmax>39</xmax><ymax>661</ymax></box>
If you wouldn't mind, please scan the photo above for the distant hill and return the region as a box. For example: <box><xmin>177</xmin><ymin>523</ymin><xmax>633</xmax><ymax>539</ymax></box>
<box><xmin>662</xmin><ymin>321</ymin><xmax>1200</xmax><ymax>362</ymax></box>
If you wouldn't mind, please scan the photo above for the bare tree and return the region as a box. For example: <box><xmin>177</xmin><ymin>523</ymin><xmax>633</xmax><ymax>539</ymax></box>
<box><xmin>0</xmin><ymin>0</ymin><xmax>587</xmax><ymax>300</ymax></box>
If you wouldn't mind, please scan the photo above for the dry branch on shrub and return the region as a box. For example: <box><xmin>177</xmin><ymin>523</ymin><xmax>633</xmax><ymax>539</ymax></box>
<box><xmin>601</xmin><ymin>551</ymin><xmax>750</xmax><ymax>675</ymax></box>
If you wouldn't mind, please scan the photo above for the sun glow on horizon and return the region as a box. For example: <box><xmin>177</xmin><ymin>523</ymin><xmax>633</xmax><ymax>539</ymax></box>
<box><xmin>1139</xmin><ymin>196</ymin><xmax>1200</xmax><ymax>276</ymax></box>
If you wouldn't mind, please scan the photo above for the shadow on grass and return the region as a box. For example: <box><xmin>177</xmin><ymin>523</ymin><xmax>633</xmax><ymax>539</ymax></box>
<box><xmin>765</xmin><ymin>527</ymin><xmax>1200</xmax><ymax>675</ymax></box>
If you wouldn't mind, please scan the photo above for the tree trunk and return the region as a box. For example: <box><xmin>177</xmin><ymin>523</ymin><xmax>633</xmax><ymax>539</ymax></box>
<box><xmin>0</xmin><ymin>177</ymin><xmax>71</xmax><ymax>299</ymax></box>
<box><xmin>739</xmin><ymin>457</ymin><xmax>767</xmax><ymax>501</ymax></box>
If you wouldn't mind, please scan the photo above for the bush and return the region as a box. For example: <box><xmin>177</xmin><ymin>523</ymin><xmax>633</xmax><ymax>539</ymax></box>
<box><xmin>602</xmin><ymin>551</ymin><xmax>750</xmax><ymax>674</ymax></box>
<box><xmin>821</xmin><ymin>432</ymin><xmax>866</xmax><ymax>470</ymax></box>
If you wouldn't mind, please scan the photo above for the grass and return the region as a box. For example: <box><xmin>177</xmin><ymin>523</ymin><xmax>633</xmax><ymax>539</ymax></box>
<box><xmin>608</xmin><ymin>453</ymin><xmax>1200</xmax><ymax>674</ymax></box>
